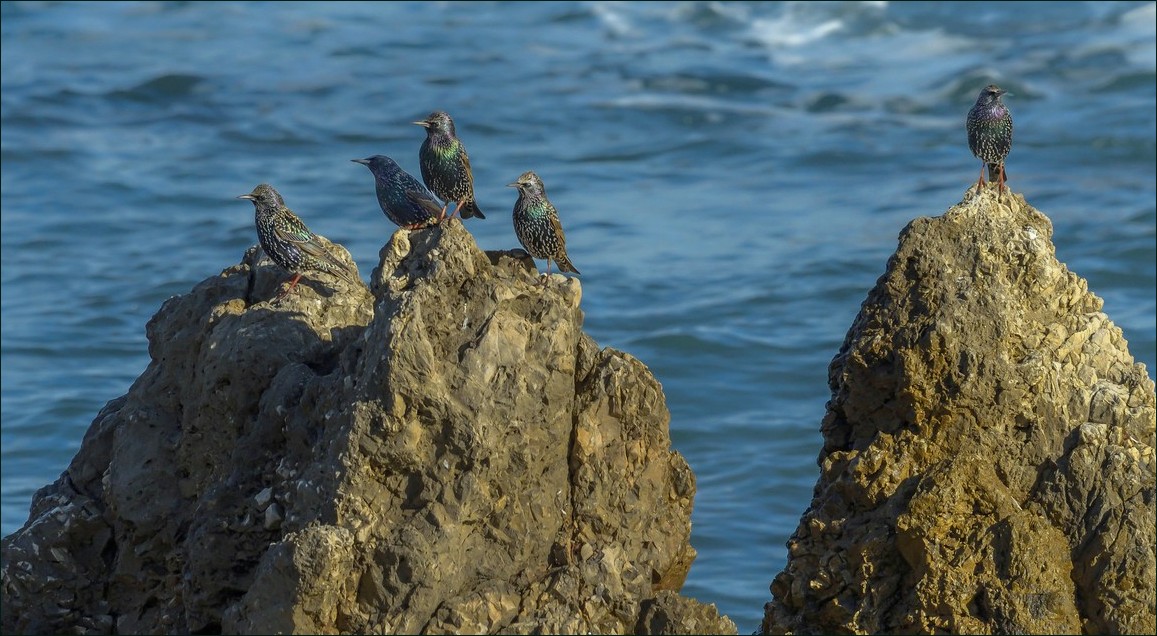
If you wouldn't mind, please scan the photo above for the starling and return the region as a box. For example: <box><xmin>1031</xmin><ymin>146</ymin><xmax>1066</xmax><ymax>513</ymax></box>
<box><xmin>237</xmin><ymin>183</ymin><xmax>360</xmax><ymax>301</ymax></box>
<box><xmin>966</xmin><ymin>84</ymin><xmax>1013</xmax><ymax>198</ymax></box>
<box><xmin>507</xmin><ymin>171</ymin><xmax>580</xmax><ymax>277</ymax></box>
<box><xmin>352</xmin><ymin>155</ymin><xmax>447</xmax><ymax>230</ymax></box>
<box><xmin>414</xmin><ymin>111</ymin><xmax>486</xmax><ymax>220</ymax></box>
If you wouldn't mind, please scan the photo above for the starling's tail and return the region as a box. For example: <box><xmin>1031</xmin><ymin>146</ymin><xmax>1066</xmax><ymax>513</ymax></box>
<box><xmin>316</xmin><ymin>249</ymin><xmax>362</xmax><ymax>289</ymax></box>
<box><xmin>460</xmin><ymin>200</ymin><xmax>486</xmax><ymax>220</ymax></box>
<box><xmin>556</xmin><ymin>253</ymin><xmax>580</xmax><ymax>275</ymax></box>
<box><xmin>321</xmin><ymin>256</ymin><xmax>362</xmax><ymax>289</ymax></box>
<box><xmin>986</xmin><ymin>162</ymin><xmax>1005</xmax><ymax>185</ymax></box>
<box><xmin>331</xmin><ymin>263</ymin><xmax>363</xmax><ymax>289</ymax></box>
<box><xmin>303</xmin><ymin>238</ymin><xmax>363</xmax><ymax>289</ymax></box>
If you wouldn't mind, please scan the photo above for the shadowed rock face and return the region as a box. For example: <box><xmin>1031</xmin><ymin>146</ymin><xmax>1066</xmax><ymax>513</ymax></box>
<box><xmin>762</xmin><ymin>188</ymin><xmax>1156</xmax><ymax>635</ymax></box>
<box><xmin>1</xmin><ymin>220</ymin><xmax>736</xmax><ymax>635</ymax></box>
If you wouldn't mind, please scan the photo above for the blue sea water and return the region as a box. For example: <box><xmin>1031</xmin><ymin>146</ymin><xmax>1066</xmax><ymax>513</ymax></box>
<box><xmin>2</xmin><ymin>1</ymin><xmax>1154</xmax><ymax>631</ymax></box>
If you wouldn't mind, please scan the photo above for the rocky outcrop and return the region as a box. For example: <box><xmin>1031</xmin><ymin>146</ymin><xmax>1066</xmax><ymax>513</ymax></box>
<box><xmin>1</xmin><ymin>221</ymin><xmax>736</xmax><ymax>635</ymax></box>
<box><xmin>762</xmin><ymin>188</ymin><xmax>1156</xmax><ymax>634</ymax></box>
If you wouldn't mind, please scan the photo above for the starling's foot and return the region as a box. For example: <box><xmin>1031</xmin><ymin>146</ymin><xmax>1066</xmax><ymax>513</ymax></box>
<box><xmin>450</xmin><ymin>200</ymin><xmax>465</xmax><ymax>220</ymax></box>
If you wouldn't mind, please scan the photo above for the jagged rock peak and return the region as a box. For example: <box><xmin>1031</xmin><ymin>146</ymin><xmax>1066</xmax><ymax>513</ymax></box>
<box><xmin>762</xmin><ymin>188</ymin><xmax>1155</xmax><ymax>635</ymax></box>
<box><xmin>2</xmin><ymin>219</ymin><xmax>736</xmax><ymax>635</ymax></box>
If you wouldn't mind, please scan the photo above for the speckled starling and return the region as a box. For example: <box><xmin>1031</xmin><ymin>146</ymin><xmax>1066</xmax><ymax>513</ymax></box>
<box><xmin>966</xmin><ymin>84</ymin><xmax>1013</xmax><ymax>197</ymax></box>
<box><xmin>508</xmin><ymin>171</ymin><xmax>580</xmax><ymax>277</ymax></box>
<box><xmin>414</xmin><ymin>111</ymin><xmax>486</xmax><ymax>220</ymax></box>
<box><xmin>238</xmin><ymin>183</ymin><xmax>360</xmax><ymax>301</ymax></box>
<box><xmin>352</xmin><ymin>155</ymin><xmax>447</xmax><ymax>230</ymax></box>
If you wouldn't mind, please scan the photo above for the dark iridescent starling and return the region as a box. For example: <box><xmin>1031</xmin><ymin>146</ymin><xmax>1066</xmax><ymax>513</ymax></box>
<box><xmin>238</xmin><ymin>183</ymin><xmax>360</xmax><ymax>301</ymax></box>
<box><xmin>508</xmin><ymin>171</ymin><xmax>580</xmax><ymax>277</ymax></box>
<box><xmin>414</xmin><ymin>111</ymin><xmax>486</xmax><ymax>220</ymax></box>
<box><xmin>966</xmin><ymin>84</ymin><xmax>1013</xmax><ymax>198</ymax></box>
<box><xmin>352</xmin><ymin>155</ymin><xmax>447</xmax><ymax>230</ymax></box>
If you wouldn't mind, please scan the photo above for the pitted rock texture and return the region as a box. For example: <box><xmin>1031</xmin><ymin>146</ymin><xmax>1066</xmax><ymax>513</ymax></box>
<box><xmin>762</xmin><ymin>187</ymin><xmax>1155</xmax><ymax>635</ymax></box>
<box><xmin>1</xmin><ymin>220</ymin><xmax>735</xmax><ymax>635</ymax></box>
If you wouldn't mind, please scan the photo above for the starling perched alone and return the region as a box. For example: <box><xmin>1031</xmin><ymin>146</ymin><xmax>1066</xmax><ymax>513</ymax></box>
<box><xmin>352</xmin><ymin>155</ymin><xmax>447</xmax><ymax>230</ymax></box>
<box><xmin>414</xmin><ymin>111</ymin><xmax>486</xmax><ymax>220</ymax></box>
<box><xmin>966</xmin><ymin>84</ymin><xmax>1013</xmax><ymax>198</ymax></box>
<box><xmin>238</xmin><ymin>183</ymin><xmax>360</xmax><ymax>301</ymax></box>
<box><xmin>508</xmin><ymin>171</ymin><xmax>580</xmax><ymax>277</ymax></box>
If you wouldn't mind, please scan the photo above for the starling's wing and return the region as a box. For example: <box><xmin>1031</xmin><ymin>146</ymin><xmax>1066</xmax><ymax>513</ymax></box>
<box><xmin>995</xmin><ymin>117</ymin><xmax>1012</xmax><ymax>158</ymax></box>
<box><xmin>418</xmin><ymin>142</ymin><xmax>435</xmax><ymax>187</ymax></box>
<box><xmin>275</xmin><ymin>219</ymin><xmax>326</xmax><ymax>257</ymax></box>
<box><xmin>275</xmin><ymin>212</ymin><xmax>333</xmax><ymax>260</ymax></box>
<box><xmin>274</xmin><ymin>211</ymin><xmax>316</xmax><ymax>244</ymax></box>
<box><xmin>459</xmin><ymin>146</ymin><xmax>475</xmax><ymax>190</ymax></box>
<box><xmin>457</xmin><ymin>148</ymin><xmax>486</xmax><ymax>219</ymax></box>
<box><xmin>549</xmin><ymin>212</ymin><xmax>568</xmax><ymax>250</ymax></box>
<box><xmin>274</xmin><ymin>216</ymin><xmax>359</xmax><ymax>285</ymax></box>
<box><xmin>405</xmin><ymin>189</ymin><xmax>446</xmax><ymax>220</ymax></box>
<box><xmin>966</xmin><ymin>112</ymin><xmax>981</xmax><ymax>157</ymax></box>
<box><xmin>549</xmin><ymin>212</ymin><xmax>580</xmax><ymax>275</ymax></box>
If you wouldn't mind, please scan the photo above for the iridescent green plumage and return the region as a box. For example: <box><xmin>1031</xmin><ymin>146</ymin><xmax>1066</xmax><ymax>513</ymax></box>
<box><xmin>238</xmin><ymin>183</ymin><xmax>360</xmax><ymax>301</ymax></box>
<box><xmin>508</xmin><ymin>171</ymin><xmax>579</xmax><ymax>277</ymax></box>
<box><xmin>414</xmin><ymin>111</ymin><xmax>486</xmax><ymax>220</ymax></box>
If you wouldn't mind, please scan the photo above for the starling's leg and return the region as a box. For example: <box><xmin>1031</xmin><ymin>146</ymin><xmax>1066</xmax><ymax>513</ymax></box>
<box><xmin>975</xmin><ymin>163</ymin><xmax>986</xmax><ymax>195</ymax></box>
<box><xmin>449</xmin><ymin>201</ymin><xmax>465</xmax><ymax>220</ymax></box>
<box><xmin>275</xmin><ymin>273</ymin><xmax>303</xmax><ymax>302</ymax></box>
<box><xmin>998</xmin><ymin>164</ymin><xmax>1007</xmax><ymax>200</ymax></box>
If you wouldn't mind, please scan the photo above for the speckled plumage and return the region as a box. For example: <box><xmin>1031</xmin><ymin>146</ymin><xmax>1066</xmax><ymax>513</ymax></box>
<box><xmin>238</xmin><ymin>183</ymin><xmax>360</xmax><ymax>300</ymax></box>
<box><xmin>352</xmin><ymin>155</ymin><xmax>446</xmax><ymax>229</ymax></box>
<box><xmin>966</xmin><ymin>84</ymin><xmax>1013</xmax><ymax>197</ymax></box>
<box><xmin>508</xmin><ymin>171</ymin><xmax>579</xmax><ymax>277</ymax></box>
<box><xmin>414</xmin><ymin>111</ymin><xmax>486</xmax><ymax>220</ymax></box>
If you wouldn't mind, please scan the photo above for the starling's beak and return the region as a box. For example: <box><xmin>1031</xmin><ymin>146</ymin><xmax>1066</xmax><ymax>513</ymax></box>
<box><xmin>237</xmin><ymin>194</ymin><xmax>255</xmax><ymax>200</ymax></box>
<box><xmin>351</xmin><ymin>158</ymin><xmax>370</xmax><ymax>166</ymax></box>
<box><xmin>413</xmin><ymin>120</ymin><xmax>430</xmax><ymax>128</ymax></box>
<box><xmin>506</xmin><ymin>182</ymin><xmax>518</xmax><ymax>188</ymax></box>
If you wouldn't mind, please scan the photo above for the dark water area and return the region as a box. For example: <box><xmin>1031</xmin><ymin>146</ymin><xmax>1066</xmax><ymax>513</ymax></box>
<box><xmin>3</xmin><ymin>2</ymin><xmax>1154</xmax><ymax>630</ymax></box>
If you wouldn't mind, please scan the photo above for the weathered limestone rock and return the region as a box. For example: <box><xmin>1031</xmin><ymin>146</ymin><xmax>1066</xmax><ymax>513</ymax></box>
<box><xmin>762</xmin><ymin>187</ymin><xmax>1156</xmax><ymax>635</ymax></box>
<box><xmin>1</xmin><ymin>221</ymin><xmax>736</xmax><ymax>635</ymax></box>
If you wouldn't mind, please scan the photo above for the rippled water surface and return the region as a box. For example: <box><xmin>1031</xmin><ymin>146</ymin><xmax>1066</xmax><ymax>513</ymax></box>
<box><xmin>3</xmin><ymin>2</ymin><xmax>1154</xmax><ymax>630</ymax></box>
